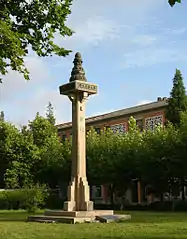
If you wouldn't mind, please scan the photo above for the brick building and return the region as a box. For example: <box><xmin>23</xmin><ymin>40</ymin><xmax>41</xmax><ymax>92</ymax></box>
<box><xmin>56</xmin><ymin>97</ymin><xmax>168</xmax><ymax>205</ymax></box>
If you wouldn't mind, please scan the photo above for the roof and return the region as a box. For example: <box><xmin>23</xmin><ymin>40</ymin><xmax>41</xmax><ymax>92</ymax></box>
<box><xmin>56</xmin><ymin>98</ymin><xmax>168</xmax><ymax>130</ymax></box>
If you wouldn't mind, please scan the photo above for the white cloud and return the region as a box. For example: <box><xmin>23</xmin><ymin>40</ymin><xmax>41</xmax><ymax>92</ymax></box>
<box><xmin>0</xmin><ymin>54</ymin><xmax>71</xmax><ymax>126</ymax></box>
<box><xmin>0</xmin><ymin>55</ymin><xmax>48</xmax><ymax>103</ymax></box>
<box><xmin>123</xmin><ymin>47</ymin><xmax>187</xmax><ymax>68</ymax></box>
<box><xmin>3</xmin><ymin>87</ymin><xmax>71</xmax><ymax>126</ymax></box>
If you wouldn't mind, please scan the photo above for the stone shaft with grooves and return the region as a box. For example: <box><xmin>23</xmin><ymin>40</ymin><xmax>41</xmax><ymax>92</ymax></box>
<box><xmin>59</xmin><ymin>52</ymin><xmax>97</xmax><ymax>211</ymax></box>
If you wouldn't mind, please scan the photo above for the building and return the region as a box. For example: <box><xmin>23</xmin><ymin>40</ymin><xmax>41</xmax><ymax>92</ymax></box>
<box><xmin>56</xmin><ymin>97</ymin><xmax>168</xmax><ymax>205</ymax></box>
<box><xmin>57</xmin><ymin>97</ymin><xmax>168</xmax><ymax>140</ymax></box>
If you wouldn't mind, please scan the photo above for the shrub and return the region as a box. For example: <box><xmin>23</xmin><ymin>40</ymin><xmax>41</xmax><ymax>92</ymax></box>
<box><xmin>0</xmin><ymin>184</ymin><xmax>49</xmax><ymax>212</ymax></box>
<box><xmin>23</xmin><ymin>184</ymin><xmax>49</xmax><ymax>213</ymax></box>
<box><xmin>149</xmin><ymin>201</ymin><xmax>173</xmax><ymax>211</ymax></box>
<box><xmin>0</xmin><ymin>191</ymin><xmax>6</xmax><ymax>209</ymax></box>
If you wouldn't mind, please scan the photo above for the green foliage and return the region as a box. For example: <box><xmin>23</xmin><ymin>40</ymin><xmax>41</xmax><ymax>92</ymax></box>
<box><xmin>0</xmin><ymin>111</ymin><xmax>4</xmax><ymax>121</ymax></box>
<box><xmin>0</xmin><ymin>185</ymin><xmax>48</xmax><ymax>212</ymax></box>
<box><xmin>169</xmin><ymin>0</ymin><xmax>181</xmax><ymax>7</ymax></box>
<box><xmin>23</xmin><ymin>184</ymin><xmax>49</xmax><ymax>213</ymax></box>
<box><xmin>0</xmin><ymin>0</ymin><xmax>73</xmax><ymax>82</ymax></box>
<box><xmin>166</xmin><ymin>69</ymin><xmax>187</xmax><ymax>126</ymax></box>
<box><xmin>2</xmin><ymin>106</ymin><xmax>187</xmax><ymax>209</ymax></box>
<box><xmin>46</xmin><ymin>102</ymin><xmax>56</xmax><ymax>126</ymax></box>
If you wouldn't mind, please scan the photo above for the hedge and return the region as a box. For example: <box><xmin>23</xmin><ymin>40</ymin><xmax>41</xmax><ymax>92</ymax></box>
<box><xmin>0</xmin><ymin>187</ymin><xmax>48</xmax><ymax>212</ymax></box>
<box><xmin>94</xmin><ymin>200</ymin><xmax>187</xmax><ymax>212</ymax></box>
<box><xmin>1</xmin><ymin>189</ymin><xmax>187</xmax><ymax>212</ymax></box>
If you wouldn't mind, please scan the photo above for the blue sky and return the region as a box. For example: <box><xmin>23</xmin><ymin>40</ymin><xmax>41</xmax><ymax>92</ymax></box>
<box><xmin>1</xmin><ymin>0</ymin><xmax>187</xmax><ymax>126</ymax></box>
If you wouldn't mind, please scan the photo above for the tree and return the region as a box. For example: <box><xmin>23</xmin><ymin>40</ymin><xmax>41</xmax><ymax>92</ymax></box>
<box><xmin>0</xmin><ymin>120</ymin><xmax>39</xmax><ymax>188</ymax></box>
<box><xmin>46</xmin><ymin>102</ymin><xmax>56</xmax><ymax>126</ymax></box>
<box><xmin>165</xmin><ymin>69</ymin><xmax>187</xmax><ymax>127</ymax></box>
<box><xmin>28</xmin><ymin>112</ymin><xmax>68</xmax><ymax>187</ymax></box>
<box><xmin>169</xmin><ymin>0</ymin><xmax>181</xmax><ymax>7</ymax></box>
<box><xmin>175</xmin><ymin>112</ymin><xmax>187</xmax><ymax>200</ymax></box>
<box><xmin>0</xmin><ymin>121</ymin><xmax>20</xmax><ymax>187</ymax></box>
<box><xmin>0</xmin><ymin>0</ymin><xmax>73</xmax><ymax>82</ymax></box>
<box><xmin>0</xmin><ymin>111</ymin><xmax>4</xmax><ymax>121</ymax></box>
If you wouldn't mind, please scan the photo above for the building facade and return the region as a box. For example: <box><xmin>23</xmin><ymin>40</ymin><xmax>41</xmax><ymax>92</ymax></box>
<box><xmin>56</xmin><ymin>97</ymin><xmax>168</xmax><ymax>204</ymax></box>
<box><xmin>57</xmin><ymin>97</ymin><xmax>168</xmax><ymax>140</ymax></box>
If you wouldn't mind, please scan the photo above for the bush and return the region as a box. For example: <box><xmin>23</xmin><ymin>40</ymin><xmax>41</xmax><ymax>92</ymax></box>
<box><xmin>23</xmin><ymin>184</ymin><xmax>49</xmax><ymax>213</ymax></box>
<box><xmin>0</xmin><ymin>184</ymin><xmax>49</xmax><ymax>212</ymax></box>
<box><xmin>0</xmin><ymin>191</ymin><xmax>7</xmax><ymax>209</ymax></box>
<box><xmin>149</xmin><ymin>201</ymin><xmax>173</xmax><ymax>211</ymax></box>
<box><xmin>173</xmin><ymin>200</ymin><xmax>187</xmax><ymax>211</ymax></box>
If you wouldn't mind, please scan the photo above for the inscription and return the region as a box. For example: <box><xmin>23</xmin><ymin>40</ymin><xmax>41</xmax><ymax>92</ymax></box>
<box><xmin>77</xmin><ymin>82</ymin><xmax>97</xmax><ymax>92</ymax></box>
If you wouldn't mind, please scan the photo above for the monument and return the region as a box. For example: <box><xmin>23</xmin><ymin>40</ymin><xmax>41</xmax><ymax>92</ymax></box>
<box><xmin>28</xmin><ymin>52</ymin><xmax>131</xmax><ymax>223</ymax></box>
<box><xmin>59</xmin><ymin>52</ymin><xmax>96</xmax><ymax>212</ymax></box>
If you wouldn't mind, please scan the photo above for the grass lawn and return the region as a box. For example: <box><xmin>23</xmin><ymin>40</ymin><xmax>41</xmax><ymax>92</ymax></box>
<box><xmin>1</xmin><ymin>210</ymin><xmax>187</xmax><ymax>239</ymax></box>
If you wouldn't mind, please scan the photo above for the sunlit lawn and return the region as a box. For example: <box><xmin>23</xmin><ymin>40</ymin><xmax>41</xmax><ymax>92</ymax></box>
<box><xmin>1</xmin><ymin>210</ymin><xmax>187</xmax><ymax>239</ymax></box>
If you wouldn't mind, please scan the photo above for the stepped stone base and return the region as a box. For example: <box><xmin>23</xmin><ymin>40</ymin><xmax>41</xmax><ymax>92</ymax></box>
<box><xmin>28</xmin><ymin>210</ymin><xmax>114</xmax><ymax>224</ymax></box>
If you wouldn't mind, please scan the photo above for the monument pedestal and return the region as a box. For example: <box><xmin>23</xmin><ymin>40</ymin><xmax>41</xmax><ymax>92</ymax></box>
<box><xmin>64</xmin><ymin>176</ymin><xmax>93</xmax><ymax>211</ymax></box>
<box><xmin>28</xmin><ymin>210</ymin><xmax>132</xmax><ymax>224</ymax></box>
<box><xmin>28</xmin><ymin>210</ymin><xmax>114</xmax><ymax>224</ymax></box>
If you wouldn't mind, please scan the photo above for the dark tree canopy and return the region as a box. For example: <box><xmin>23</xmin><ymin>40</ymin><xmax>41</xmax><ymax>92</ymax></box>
<box><xmin>168</xmin><ymin>0</ymin><xmax>181</xmax><ymax>6</ymax></box>
<box><xmin>0</xmin><ymin>0</ymin><xmax>73</xmax><ymax>82</ymax></box>
<box><xmin>166</xmin><ymin>69</ymin><xmax>187</xmax><ymax>126</ymax></box>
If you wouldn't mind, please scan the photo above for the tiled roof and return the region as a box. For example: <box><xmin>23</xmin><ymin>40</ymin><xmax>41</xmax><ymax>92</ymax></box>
<box><xmin>56</xmin><ymin>99</ymin><xmax>168</xmax><ymax>130</ymax></box>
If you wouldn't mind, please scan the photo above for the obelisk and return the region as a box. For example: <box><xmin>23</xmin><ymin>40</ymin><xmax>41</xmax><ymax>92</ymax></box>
<box><xmin>59</xmin><ymin>52</ymin><xmax>98</xmax><ymax>211</ymax></box>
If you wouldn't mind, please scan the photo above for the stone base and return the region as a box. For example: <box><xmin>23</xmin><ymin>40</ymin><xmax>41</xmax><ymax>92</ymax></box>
<box><xmin>63</xmin><ymin>200</ymin><xmax>94</xmax><ymax>212</ymax></box>
<box><xmin>27</xmin><ymin>215</ymin><xmax>96</xmax><ymax>224</ymax></box>
<box><xmin>27</xmin><ymin>210</ymin><xmax>117</xmax><ymax>224</ymax></box>
<box><xmin>44</xmin><ymin>209</ymin><xmax>113</xmax><ymax>217</ymax></box>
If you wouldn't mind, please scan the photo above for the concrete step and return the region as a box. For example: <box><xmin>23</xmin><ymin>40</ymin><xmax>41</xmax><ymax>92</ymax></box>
<box><xmin>27</xmin><ymin>215</ymin><xmax>95</xmax><ymax>224</ymax></box>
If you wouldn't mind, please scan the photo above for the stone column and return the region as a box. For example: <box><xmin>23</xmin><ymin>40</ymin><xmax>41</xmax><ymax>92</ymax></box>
<box><xmin>60</xmin><ymin>53</ymin><xmax>97</xmax><ymax>212</ymax></box>
<box><xmin>64</xmin><ymin>91</ymin><xmax>93</xmax><ymax>211</ymax></box>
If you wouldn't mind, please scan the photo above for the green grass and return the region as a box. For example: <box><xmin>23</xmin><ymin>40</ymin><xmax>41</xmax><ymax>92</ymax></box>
<box><xmin>1</xmin><ymin>210</ymin><xmax>187</xmax><ymax>238</ymax></box>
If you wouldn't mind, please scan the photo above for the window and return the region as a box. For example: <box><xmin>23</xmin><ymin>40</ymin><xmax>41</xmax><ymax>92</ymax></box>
<box><xmin>95</xmin><ymin>186</ymin><xmax>102</xmax><ymax>198</ymax></box>
<box><xmin>145</xmin><ymin>115</ymin><xmax>163</xmax><ymax>131</ymax></box>
<box><xmin>94</xmin><ymin>127</ymin><xmax>101</xmax><ymax>134</ymax></box>
<box><xmin>61</xmin><ymin>134</ymin><xmax>66</xmax><ymax>142</ymax></box>
<box><xmin>136</xmin><ymin>119</ymin><xmax>143</xmax><ymax>131</ymax></box>
<box><xmin>110</xmin><ymin>123</ymin><xmax>126</xmax><ymax>134</ymax></box>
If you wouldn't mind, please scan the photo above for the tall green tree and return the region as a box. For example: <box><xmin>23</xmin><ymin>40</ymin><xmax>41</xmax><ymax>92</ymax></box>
<box><xmin>28</xmin><ymin>113</ymin><xmax>67</xmax><ymax>187</ymax></box>
<box><xmin>165</xmin><ymin>69</ymin><xmax>187</xmax><ymax>127</ymax></box>
<box><xmin>0</xmin><ymin>0</ymin><xmax>73</xmax><ymax>82</ymax></box>
<box><xmin>0</xmin><ymin>111</ymin><xmax>4</xmax><ymax>121</ymax></box>
<box><xmin>46</xmin><ymin>102</ymin><xmax>56</xmax><ymax>126</ymax></box>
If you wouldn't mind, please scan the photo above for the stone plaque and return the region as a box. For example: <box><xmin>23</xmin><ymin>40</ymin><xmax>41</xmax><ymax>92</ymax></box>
<box><xmin>76</xmin><ymin>81</ymin><xmax>97</xmax><ymax>94</ymax></box>
<box><xmin>96</xmin><ymin>214</ymin><xmax>131</xmax><ymax>223</ymax></box>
